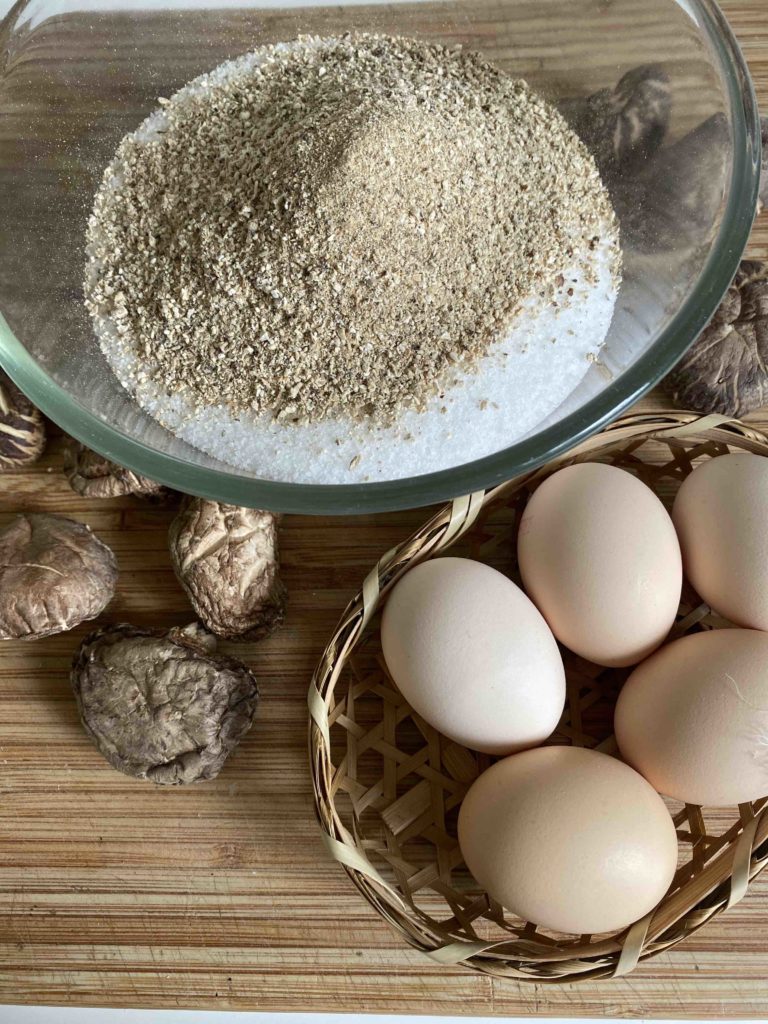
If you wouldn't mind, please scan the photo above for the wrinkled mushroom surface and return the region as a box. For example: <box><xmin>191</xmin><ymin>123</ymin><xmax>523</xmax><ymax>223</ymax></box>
<box><xmin>72</xmin><ymin>622</ymin><xmax>259</xmax><ymax>785</ymax></box>
<box><xmin>169</xmin><ymin>498</ymin><xmax>286</xmax><ymax>640</ymax></box>
<box><xmin>561</xmin><ymin>64</ymin><xmax>671</xmax><ymax>178</ymax></box>
<box><xmin>666</xmin><ymin>261</ymin><xmax>768</xmax><ymax>417</ymax></box>
<box><xmin>0</xmin><ymin>513</ymin><xmax>118</xmax><ymax>639</ymax></box>
<box><xmin>0</xmin><ymin>371</ymin><xmax>45</xmax><ymax>471</ymax></box>
<box><xmin>64</xmin><ymin>441</ymin><xmax>165</xmax><ymax>498</ymax></box>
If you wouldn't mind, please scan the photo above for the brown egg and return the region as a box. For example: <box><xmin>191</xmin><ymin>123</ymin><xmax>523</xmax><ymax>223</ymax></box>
<box><xmin>518</xmin><ymin>463</ymin><xmax>682</xmax><ymax>668</ymax></box>
<box><xmin>381</xmin><ymin>558</ymin><xmax>565</xmax><ymax>755</ymax></box>
<box><xmin>615</xmin><ymin>628</ymin><xmax>768</xmax><ymax>806</ymax></box>
<box><xmin>457</xmin><ymin>746</ymin><xmax>678</xmax><ymax>935</ymax></box>
<box><xmin>672</xmin><ymin>453</ymin><xmax>768</xmax><ymax>630</ymax></box>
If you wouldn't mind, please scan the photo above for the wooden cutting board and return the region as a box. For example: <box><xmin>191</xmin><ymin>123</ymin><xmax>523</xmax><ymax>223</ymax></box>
<box><xmin>2</xmin><ymin>0</ymin><xmax>768</xmax><ymax>1014</ymax></box>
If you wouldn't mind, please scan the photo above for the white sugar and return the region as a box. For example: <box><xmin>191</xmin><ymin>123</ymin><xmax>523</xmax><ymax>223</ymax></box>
<box><xmin>95</xmin><ymin>245</ymin><xmax>617</xmax><ymax>484</ymax></box>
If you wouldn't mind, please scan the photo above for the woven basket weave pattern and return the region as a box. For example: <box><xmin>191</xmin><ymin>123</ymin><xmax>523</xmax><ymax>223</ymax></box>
<box><xmin>309</xmin><ymin>413</ymin><xmax>768</xmax><ymax>982</ymax></box>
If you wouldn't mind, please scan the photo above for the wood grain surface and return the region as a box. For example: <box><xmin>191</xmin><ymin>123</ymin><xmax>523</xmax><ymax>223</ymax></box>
<box><xmin>2</xmin><ymin>0</ymin><xmax>768</xmax><ymax>1015</ymax></box>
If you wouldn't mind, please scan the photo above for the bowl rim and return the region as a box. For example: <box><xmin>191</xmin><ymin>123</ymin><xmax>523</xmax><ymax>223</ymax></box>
<box><xmin>0</xmin><ymin>0</ymin><xmax>761</xmax><ymax>514</ymax></box>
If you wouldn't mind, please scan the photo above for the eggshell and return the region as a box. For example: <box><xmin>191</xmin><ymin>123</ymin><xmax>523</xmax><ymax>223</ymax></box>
<box><xmin>517</xmin><ymin>462</ymin><xmax>682</xmax><ymax>667</ymax></box>
<box><xmin>457</xmin><ymin>746</ymin><xmax>678</xmax><ymax>935</ymax></box>
<box><xmin>615</xmin><ymin>628</ymin><xmax>768</xmax><ymax>806</ymax></box>
<box><xmin>380</xmin><ymin>557</ymin><xmax>565</xmax><ymax>755</ymax></box>
<box><xmin>672</xmin><ymin>453</ymin><xmax>768</xmax><ymax>630</ymax></box>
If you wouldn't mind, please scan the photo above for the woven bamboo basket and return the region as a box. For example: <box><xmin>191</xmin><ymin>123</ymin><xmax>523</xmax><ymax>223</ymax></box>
<box><xmin>309</xmin><ymin>411</ymin><xmax>768</xmax><ymax>982</ymax></box>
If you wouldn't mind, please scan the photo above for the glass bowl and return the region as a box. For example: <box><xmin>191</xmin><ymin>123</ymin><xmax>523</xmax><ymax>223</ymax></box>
<box><xmin>0</xmin><ymin>0</ymin><xmax>760</xmax><ymax>513</ymax></box>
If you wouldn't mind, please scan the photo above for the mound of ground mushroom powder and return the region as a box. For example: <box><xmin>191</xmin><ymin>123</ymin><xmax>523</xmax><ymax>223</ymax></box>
<box><xmin>86</xmin><ymin>33</ymin><xmax>621</xmax><ymax>483</ymax></box>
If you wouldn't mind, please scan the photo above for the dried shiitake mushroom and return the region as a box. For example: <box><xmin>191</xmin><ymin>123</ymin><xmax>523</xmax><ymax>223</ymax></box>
<box><xmin>666</xmin><ymin>260</ymin><xmax>768</xmax><ymax>417</ymax></box>
<box><xmin>0</xmin><ymin>370</ymin><xmax>45</xmax><ymax>471</ymax></box>
<box><xmin>759</xmin><ymin>115</ymin><xmax>768</xmax><ymax>212</ymax></box>
<box><xmin>72</xmin><ymin>622</ymin><xmax>259</xmax><ymax>785</ymax></box>
<box><xmin>169</xmin><ymin>498</ymin><xmax>286</xmax><ymax>640</ymax></box>
<box><xmin>560</xmin><ymin>64</ymin><xmax>671</xmax><ymax>177</ymax></box>
<box><xmin>64</xmin><ymin>441</ymin><xmax>165</xmax><ymax>498</ymax></box>
<box><xmin>616</xmin><ymin>112</ymin><xmax>729</xmax><ymax>253</ymax></box>
<box><xmin>0</xmin><ymin>513</ymin><xmax>117</xmax><ymax>639</ymax></box>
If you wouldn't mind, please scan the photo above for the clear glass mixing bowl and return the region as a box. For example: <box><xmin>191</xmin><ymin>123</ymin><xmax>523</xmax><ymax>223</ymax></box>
<box><xmin>0</xmin><ymin>0</ymin><xmax>760</xmax><ymax>512</ymax></box>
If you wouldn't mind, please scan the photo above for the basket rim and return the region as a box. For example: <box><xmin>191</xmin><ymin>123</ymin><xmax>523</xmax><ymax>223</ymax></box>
<box><xmin>308</xmin><ymin>410</ymin><xmax>768</xmax><ymax>982</ymax></box>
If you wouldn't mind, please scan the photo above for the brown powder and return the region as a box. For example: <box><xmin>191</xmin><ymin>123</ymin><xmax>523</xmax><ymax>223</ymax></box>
<box><xmin>85</xmin><ymin>33</ymin><xmax>618</xmax><ymax>424</ymax></box>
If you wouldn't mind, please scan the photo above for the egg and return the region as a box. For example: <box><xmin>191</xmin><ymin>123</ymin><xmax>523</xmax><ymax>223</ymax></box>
<box><xmin>615</xmin><ymin>628</ymin><xmax>768</xmax><ymax>806</ymax></box>
<box><xmin>380</xmin><ymin>557</ymin><xmax>565</xmax><ymax>755</ymax></box>
<box><xmin>457</xmin><ymin>746</ymin><xmax>678</xmax><ymax>935</ymax></box>
<box><xmin>517</xmin><ymin>462</ymin><xmax>682</xmax><ymax>667</ymax></box>
<box><xmin>672</xmin><ymin>453</ymin><xmax>768</xmax><ymax>630</ymax></box>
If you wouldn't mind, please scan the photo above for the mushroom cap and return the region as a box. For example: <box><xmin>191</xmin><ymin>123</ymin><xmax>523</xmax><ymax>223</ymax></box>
<box><xmin>0</xmin><ymin>513</ymin><xmax>117</xmax><ymax>639</ymax></box>
<box><xmin>560</xmin><ymin>64</ymin><xmax>671</xmax><ymax>177</ymax></box>
<box><xmin>169</xmin><ymin>498</ymin><xmax>286</xmax><ymax>640</ymax></box>
<box><xmin>72</xmin><ymin>622</ymin><xmax>259</xmax><ymax>785</ymax></box>
<box><xmin>666</xmin><ymin>260</ymin><xmax>768</xmax><ymax>416</ymax></box>
<box><xmin>64</xmin><ymin>441</ymin><xmax>165</xmax><ymax>499</ymax></box>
